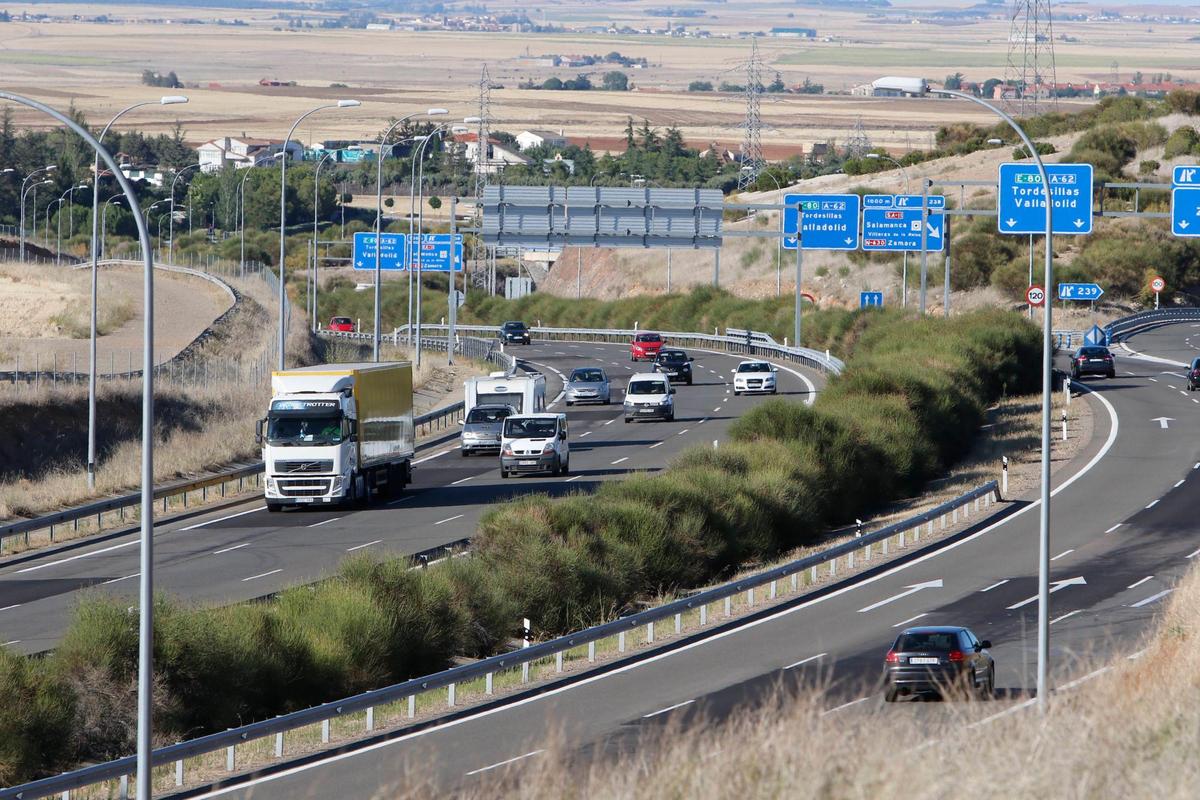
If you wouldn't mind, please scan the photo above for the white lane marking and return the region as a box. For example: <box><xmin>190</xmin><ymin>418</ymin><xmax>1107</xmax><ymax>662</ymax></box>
<box><xmin>698</xmin><ymin>417</ymin><xmax>710</xmax><ymax>424</ymax></box>
<box><xmin>1050</xmin><ymin>549</ymin><xmax>1074</xmax><ymax>561</ymax></box>
<box><xmin>1130</xmin><ymin>589</ymin><xmax>1173</xmax><ymax>608</ymax></box>
<box><xmin>604</xmin><ymin>419</ymin><xmax>615</xmax><ymax>426</ymax></box>
<box><xmin>387</xmin><ymin>496</ymin><xmax>414</xmax><ymax>506</ymax></box>
<box><xmin>612</xmin><ymin>457</ymin><xmax>629</xmax><ymax>465</ymax></box>
<box><xmin>1175</xmin><ymin>480</ymin><xmax>1186</xmax><ymax>488</ymax></box>
<box><xmin>414</xmin><ymin>449</ymin><xmax>452</xmax><ymax>464</ymax></box>
<box><xmin>891</xmin><ymin>613</ymin><xmax>928</xmax><ymax>628</ymax></box>
<box><xmin>213</xmin><ymin>542</ymin><xmax>251</xmax><ymax>555</ymax></box>
<box><xmin>0</xmin><ymin>604</ymin><xmax>21</xmax><ymax>612</ymax></box>
<box><xmin>464</xmin><ymin>750</ymin><xmax>545</xmax><ymax>776</ymax></box>
<box><xmin>580</xmin><ymin>431</ymin><xmax>593</xmax><ymax>437</ymax></box>
<box><xmin>102</xmin><ymin>572</ymin><xmax>140</xmax><ymax>585</ymax></box>
<box><xmin>713</xmin><ymin>406</ymin><xmax>721</xmax><ymax>412</ymax></box>
<box><xmin>1128</xmin><ymin>649</ymin><xmax>1148</xmax><ymax>660</ymax></box>
<box><xmin>308</xmin><ymin>517</ymin><xmax>342</xmax><ymax>528</ymax></box>
<box><xmin>434</xmin><ymin>514</ymin><xmax>464</xmax><ymax>526</ymax></box>
<box><xmin>1049</xmin><ymin>610</ymin><xmax>1082</xmax><ymax>625</ymax></box>
<box><xmin>1181</xmin><ymin>391</ymin><xmax>1189</xmax><ymax>396</ymax></box>
<box><xmin>1193</xmin><ymin>399</ymin><xmax>1199</xmax><ymax>404</ymax></box>
<box><xmin>979</xmin><ymin>579</ymin><xmax>1009</xmax><ymax>593</ymax></box>
<box><xmin>192</xmin><ymin>382</ymin><xmax>1121</xmax><ymax>800</ymax></box>
<box><xmin>642</xmin><ymin>700</ymin><xmax>694</xmax><ymax>718</ymax></box>
<box><xmin>1105</xmin><ymin>523</ymin><xmax>1122</xmax><ymax>534</ymax></box>
<box><xmin>451</xmin><ymin>477</ymin><xmax>473</xmax><ymax>485</ymax></box>
<box><xmin>1146</xmin><ymin>500</ymin><xmax>1160</xmax><ymax>509</ymax></box>
<box><xmin>241</xmin><ymin>569</ymin><xmax>283</xmax><ymax>582</ymax></box>
<box><xmin>347</xmin><ymin>540</ymin><xmax>383</xmax><ymax>552</ymax></box>
<box><xmin>181</xmin><ymin>506</ymin><xmax>266</xmax><ymax>531</ymax></box>
<box><xmin>821</xmin><ymin>697</ymin><xmax>869</xmax><ymax>716</ymax></box>
<box><xmin>16</xmin><ymin>539</ymin><xmax>139</xmax><ymax>574</ymax></box>
<box><xmin>1125</xmin><ymin>371</ymin><xmax>1136</xmax><ymax>375</ymax></box>
<box><xmin>648</xmin><ymin>442</ymin><xmax>663</xmax><ymax>449</ymax></box>
<box><xmin>1057</xmin><ymin>665</ymin><xmax>1112</xmax><ymax>691</ymax></box>
<box><xmin>677</xmin><ymin>429</ymin><xmax>689</xmax><ymax>435</ymax></box>
<box><xmin>1188</xmin><ymin>547</ymin><xmax>1200</xmax><ymax>560</ymax></box>
<box><xmin>1148</xmin><ymin>377</ymin><xmax>1158</xmax><ymax>382</ymax></box>
<box><xmin>1127</xmin><ymin>576</ymin><xmax>1153</xmax><ymax>590</ymax></box>
<box><xmin>785</xmin><ymin>652</ymin><xmax>826</xmax><ymax>669</ymax></box>
<box><xmin>2</xmin><ymin>640</ymin><xmax>19</xmax><ymax>647</ymax></box>
<box><xmin>1167</xmin><ymin>385</ymin><xmax>1178</xmax><ymax>390</ymax></box>
<box><xmin>566</xmin><ymin>475</ymin><xmax>583</xmax><ymax>482</ymax></box>
<box><xmin>1163</xmin><ymin>372</ymin><xmax>1186</xmax><ymax>378</ymax></box>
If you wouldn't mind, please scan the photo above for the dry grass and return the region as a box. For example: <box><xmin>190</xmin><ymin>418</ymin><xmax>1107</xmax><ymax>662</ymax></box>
<box><xmin>0</xmin><ymin>262</ymin><xmax>134</xmax><ymax>339</ymax></box>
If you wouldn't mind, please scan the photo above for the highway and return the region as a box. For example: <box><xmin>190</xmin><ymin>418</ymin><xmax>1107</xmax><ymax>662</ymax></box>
<box><xmin>186</xmin><ymin>322</ymin><xmax>1200</xmax><ymax>800</ymax></box>
<box><xmin>0</xmin><ymin>340</ymin><xmax>820</xmax><ymax>653</ymax></box>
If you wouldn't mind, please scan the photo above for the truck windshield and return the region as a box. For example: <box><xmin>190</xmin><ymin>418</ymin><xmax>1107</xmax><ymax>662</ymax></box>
<box><xmin>267</xmin><ymin>415</ymin><xmax>344</xmax><ymax>445</ymax></box>
<box><xmin>503</xmin><ymin>418</ymin><xmax>558</xmax><ymax>438</ymax></box>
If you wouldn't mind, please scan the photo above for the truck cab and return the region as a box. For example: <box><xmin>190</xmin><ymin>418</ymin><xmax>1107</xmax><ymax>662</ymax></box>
<box><xmin>500</xmin><ymin>413</ymin><xmax>569</xmax><ymax>478</ymax></box>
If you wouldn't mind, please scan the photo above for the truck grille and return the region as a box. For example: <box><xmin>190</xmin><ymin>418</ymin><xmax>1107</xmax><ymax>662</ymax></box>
<box><xmin>275</xmin><ymin>460</ymin><xmax>333</xmax><ymax>474</ymax></box>
<box><xmin>278</xmin><ymin>479</ymin><xmax>332</xmax><ymax>497</ymax></box>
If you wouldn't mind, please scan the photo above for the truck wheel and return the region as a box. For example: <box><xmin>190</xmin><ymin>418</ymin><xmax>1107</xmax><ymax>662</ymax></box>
<box><xmin>266</xmin><ymin>502</ymin><xmax>282</xmax><ymax>513</ymax></box>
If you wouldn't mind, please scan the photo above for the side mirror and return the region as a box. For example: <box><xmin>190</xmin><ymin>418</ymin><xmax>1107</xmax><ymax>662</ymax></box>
<box><xmin>772</xmin><ymin>367</ymin><xmax>779</xmax><ymax>373</ymax></box>
<box><xmin>689</xmin><ymin>357</ymin><xmax>695</xmax><ymax>362</ymax></box>
<box><xmin>255</xmin><ymin>418</ymin><xmax>266</xmax><ymax>445</ymax></box>
<box><xmin>558</xmin><ymin>430</ymin><xmax>566</xmax><ymax>440</ymax></box>
<box><xmin>457</xmin><ymin>419</ymin><xmax>465</xmax><ymax>426</ymax></box>
<box><xmin>669</xmin><ymin>387</ymin><xmax>677</xmax><ymax>395</ymax></box>
<box><xmin>979</xmin><ymin>640</ymin><xmax>992</xmax><ymax>650</ymax></box>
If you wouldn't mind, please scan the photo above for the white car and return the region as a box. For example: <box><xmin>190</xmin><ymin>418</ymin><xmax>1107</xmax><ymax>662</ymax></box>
<box><xmin>623</xmin><ymin>373</ymin><xmax>675</xmax><ymax>423</ymax></box>
<box><xmin>732</xmin><ymin>360</ymin><xmax>778</xmax><ymax>395</ymax></box>
<box><xmin>500</xmin><ymin>412</ymin><xmax>569</xmax><ymax>477</ymax></box>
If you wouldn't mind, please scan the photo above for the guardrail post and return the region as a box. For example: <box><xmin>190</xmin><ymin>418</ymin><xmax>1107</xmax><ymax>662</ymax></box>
<box><xmin>321</xmin><ymin>719</ymin><xmax>330</xmax><ymax>743</ymax></box>
<box><xmin>829</xmin><ymin>557</ymin><xmax>836</xmax><ymax>577</ymax></box>
<box><xmin>953</xmin><ymin>507</ymin><xmax>958</xmax><ymax>524</ymax></box>
<box><xmin>226</xmin><ymin>744</ymin><xmax>235</xmax><ymax>772</ymax></box>
<box><xmin>408</xmin><ymin>695</ymin><xmax>415</xmax><ymax>718</ymax></box>
<box><xmin>848</xmin><ymin>551</ymin><xmax>854</xmax><ymax>570</ymax></box>
<box><xmin>747</xmin><ymin>588</ymin><xmax>754</xmax><ymax>607</ymax></box>
<box><xmin>674</xmin><ymin>612</ymin><xmax>682</xmax><ymax>634</ymax></box>
<box><xmin>618</xmin><ymin>631</ymin><xmax>626</xmax><ymax>653</ymax></box>
<box><xmin>555</xmin><ymin>650</ymin><xmax>564</xmax><ymax>672</ymax></box>
<box><xmin>366</xmin><ymin>706</ymin><xmax>375</xmax><ymax>732</ymax></box>
<box><xmin>882</xmin><ymin>537</ymin><xmax>889</xmax><ymax>555</ymax></box>
<box><xmin>793</xmin><ymin>572</ymin><xmax>799</xmax><ymax>591</ymax></box>
<box><xmin>486</xmin><ymin>671</ymin><xmax>494</xmax><ymax>694</ymax></box>
<box><xmin>522</xmin><ymin>661</ymin><xmax>531</xmax><ymax>682</ymax></box>
<box><xmin>770</xmin><ymin>580</ymin><xmax>777</xmax><ymax>599</ymax></box>
<box><xmin>275</xmin><ymin>732</ymin><xmax>284</xmax><ymax>758</ymax></box>
<box><xmin>864</xmin><ymin>543</ymin><xmax>871</xmax><ymax>562</ymax></box>
<box><xmin>175</xmin><ymin>759</ymin><xmax>184</xmax><ymax>787</ymax></box>
<box><xmin>448</xmin><ymin>683</ymin><xmax>456</xmax><ymax>707</ymax></box>
<box><xmin>119</xmin><ymin>774</ymin><xmax>129</xmax><ymax>799</ymax></box>
<box><xmin>941</xmin><ymin>514</ymin><xmax>946</xmax><ymax>530</ymax></box>
<box><xmin>646</xmin><ymin>621</ymin><xmax>655</xmax><ymax>644</ymax></box>
<box><xmin>700</xmin><ymin>604</ymin><xmax>708</xmax><ymax>626</ymax></box>
<box><xmin>724</xmin><ymin>596</ymin><xmax>731</xmax><ymax>617</ymax></box>
<box><xmin>588</xmin><ymin>642</ymin><xmax>596</xmax><ymax>663</ymax></box>
<box><xmin>927</xmin><ymin>520</ymin><xmax>933</xmax><ymax>538</ymax></box>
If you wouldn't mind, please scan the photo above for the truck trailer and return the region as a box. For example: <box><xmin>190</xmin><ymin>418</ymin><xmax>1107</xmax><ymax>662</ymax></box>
<box><xmin>463</xmin><ymin>371</ymin><xmax>546</xmax><ymax>416</ymax></box>
<box><xmin>259</xmin><ymin>362</ymin><xmax>414</xmax><ymax>511</ymax></box>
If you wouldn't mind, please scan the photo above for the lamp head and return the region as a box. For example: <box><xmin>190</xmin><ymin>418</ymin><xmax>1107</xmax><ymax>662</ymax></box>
<box><xmin>987</xmin><ymin>138</ymin><xmax>1004</xmax><ymax>145</ymax></box>
<box><xmin>337</xmin><ymin>99</ymin><xmax>361</xmax><ymax>108</ymax></box>
<box><xmin>864</xmin><ymin>153</ymin><xmax>880</xmax><ymax>160</ymax></box>
<box><xmin>426</xmin><ymin>108</ymin><xmax>449</xmax><ymax>116</ymax></box>
<box><xmin>462</xmin><ymin>115</ymin><xmax>483</xmax><ymax>124</ymax></box>
<box><xmin>45</xmin><ymin>165</ymin><xmax>57</xmax><ymax>171</ymax></box>
<box><xmin>160</xmin><ymin>95</ymin><xmax>188</xmax><ymax>105</ymax></box>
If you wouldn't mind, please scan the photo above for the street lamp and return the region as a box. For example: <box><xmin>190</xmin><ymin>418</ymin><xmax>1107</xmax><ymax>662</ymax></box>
<box><xmin>312</xmin><ymin>151</ymin><xmax>336</xmax><ymax>333</ymax></box>
<box><xmin>52</xmin><ymin>183</ymin><xmax>89</xmax><ymax>265</ymax></box>
<box><xmin>409</xmin><ymin>123</ymin><xmax>456</xmax><ymax>368</ymax></box>
<box><xmin>278</xmin><ymin>99</ymin><xmax>361</xmax><ymax>370</ymax></box>
<box><xmin>755</xmin><ymin>169</ymin><xmax>788</xmax><ymax>298</ymax></box>
<box><xmin>864</xmin><ymin>152</ymin><xmax>914</xmax><ymax>308</ymax></box>
<box><xmin>236</xmin><ymin>164</ymin><xmax>266</xmax><ymax>280</ymax></box>
<box><xmin>168</xmin><ymin>163</ymin><xmax>201</xmax><ymax>264</ymax></box>
<box><xmin>371</xmin><ymin>108</ymin><xmax>447</xmax><ymax>360</ymax></box>
<box><xmin>879</xmin><ymin>76</ymin><xmax>1055</xmax><ymax>712</ymax></box>
<box><xmin>101</xmin><ymin>195</ymin><xmax>124</xmax><ymax>259</ymax></box>
<box><xmin>19</xmin><ymin>165</ymin><xmax>55</xmax><ymax>260</ymax></box>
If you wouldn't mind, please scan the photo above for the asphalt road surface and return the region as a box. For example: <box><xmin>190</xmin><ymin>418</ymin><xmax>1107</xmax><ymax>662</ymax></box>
<box><xmin>185</xmin><ymin>323</ymin><xmax>1200</xmax><ymax>800</ymax></box>
<box><xmin>0</xmin><ymin>340</ymin><xmax>820</xmax><ymax>653</ymax></box>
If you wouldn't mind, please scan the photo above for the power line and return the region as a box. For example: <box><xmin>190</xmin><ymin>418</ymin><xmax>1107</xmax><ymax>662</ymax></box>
<box><xmin>1004</xmin><ymin>0</ymin><xmax>1059</xmax><ymax>116</ymax></box>
<box><xmin>736</xmin><ymin>38</ymin><xmax>765</xmax><ymax>190</ymax></box>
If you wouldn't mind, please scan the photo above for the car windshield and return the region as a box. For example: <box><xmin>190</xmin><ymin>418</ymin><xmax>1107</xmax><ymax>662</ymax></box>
<box><xmin>503</xmin><ymin>417</ymin><xmax>558</xmax><ymax>438</ymax></box>
<box><xmin>658</xmin><ymin>351</ymin><xmax>687</xmax><ymax>362</ymax></box>
<box><xmin>627</xmin><ymin>380</ymin><xmax>667</xmax><ymax>395</ymax></box>
<box><xmin>331</xmin><ymin>317</ymin><xmax>351</xmax><ymax>325</ymax></box>
<box><xmin>503</xmin><ymin>322</ymin><xmax>527</xmax><ymax>331</ymax></box>
<box><xmin>570</xmin><ymin>369</ymin><xmax>605</xmax><ymax>383</ymax></box>
<box><xmin>737</xmin><ymin>362</ymin><xmax>771</xmax><ymax>373</ymax></box>
<box><xmin>1078</xmin><ymin>347</ymin><xmax>1109</xmax><ymax>357</ymax></box>
<box><xmin>635</xmin><ymin>334</ymin><xmax>662</xmax><ymax>343</ymax></box>
<box><xmin>267</xmin><ymin>415</ymin><xmax>343</xmax><ymax>446</ymax></box>
<box><xmin>466</xmin><ymin>407</ymin><xmax>511</xmax><ymax>424</ymax></box>
<box><xmin>895</xmin><ymin>632</ymin><xmax>960</xmax><ymax>651</ymax></box>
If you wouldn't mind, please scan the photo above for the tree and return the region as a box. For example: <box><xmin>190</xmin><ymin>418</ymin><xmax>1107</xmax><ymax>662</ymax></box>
<box><xmin>767</xmin><ymin>72</ymin><xmax>786</xmax><ymax>93</ymax></box>
<box><xmin>428</xmin><ymin>195</ymin><xmax>442</xmax><ymax>209</ymax></box>
<box><xmin>602</xmin><ymin>71</ymin><xmax>629</xmax><ymax>91</ymax></box>
<box><xmin>623</xmin><ymin>117</ymin><xmax>636</xmax><ymax>150</ymax></box>
<box><xmin>688</xmin><ymin>81</ymin><xmax>713</xmax><ymax>92</ymax></box>
<box><xmin>944</xmin><ymin>72</ymin><xmax>964</xmax><ymax>90</ymax></box>
<box><xmin>542</xmin><ymin>76</ymin><xmax>564</xmax><ymax>91</ymax></box>
<box><xmin>637</xmin><ymin>119</ymin><xmax>660</xmax><ymax>152</ymax></box>
<box><xmin>981</xmin><ymin>78</ymin><xmax>1003</xmax><ymax>98</ymax></box>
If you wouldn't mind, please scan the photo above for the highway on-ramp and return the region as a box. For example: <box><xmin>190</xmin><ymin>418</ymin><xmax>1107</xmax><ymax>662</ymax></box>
<box><xmin>185</xmin><ymin>323</ymin><xmax>1200</xmax><ymax>800</ymax></box>
<box><xmin>0</xmin><ymin>340</ymin><xmax>820</xmax><ymax>653</ymax></box>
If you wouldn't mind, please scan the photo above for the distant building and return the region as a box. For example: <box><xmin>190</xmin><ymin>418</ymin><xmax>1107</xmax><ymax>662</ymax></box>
<box><xmin>197</xmin><ymin>137</ymin><xmax>303</xmax><ymax>172</ymax></box>
<box><xmin>120</xmin><ymin>165</ymin><xmax>166</xmax><ymax>187</ymax></box>
<box><xmin>770</xmin><ymin>26</ymin><xmax>816</xmax><ymax>38</ymax></box>
<box><xmin>515</xmin><ymin>129</ymin><xmax>568</xmax><ymax>151</ymax></box>
<box><xmin>365</xmin><ymin>22</ymin><xmax>394</xmax><ymax>31</ymax></box>
<box><xmin>453</xmin><ymin>132</ymin><xmax>530</xmax><ymax>174</ymax></box>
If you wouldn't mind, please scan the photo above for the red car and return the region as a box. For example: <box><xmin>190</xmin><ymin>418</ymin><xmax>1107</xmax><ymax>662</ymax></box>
<box><xmin>328</xmin><ymin>316</ymin><xmax>355</xmax><ymax>332</ymax></box>
<box><xmin>630</xmin><ymin>332</ymin><xmax>664</xmax><ymax>362</ymax></box>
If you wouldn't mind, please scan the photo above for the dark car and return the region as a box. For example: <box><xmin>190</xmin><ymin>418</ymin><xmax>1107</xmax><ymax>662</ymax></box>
<box><xmin>653</xmin><ymin>349</ymin><xmax>694</xmax><ymax>385</ymax></box>
<box><xmin>500</xmin><ymin>321</ymin><xmax>531</xmax><ymax>345</ymax></box>
<box><xmin>883</xmin><ymin>626</ymin><xmax>994</xmax><ymax>702</ymax></box>
<box><xmin>1189</xmin><ymin>357</ymin><xmax>1200</xmax><ymax>391</ymax></box>
<box><xmin>1069</xmin><ymin>346</ymin><xmax>1115</xmax><ymax>380</ymax></box>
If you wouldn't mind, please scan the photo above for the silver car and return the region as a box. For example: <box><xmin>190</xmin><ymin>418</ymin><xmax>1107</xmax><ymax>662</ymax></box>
<box><xmin>459</xmin><ymin>404</ymin><xmax>516</xmax><ymax>456</ymax></box>
<box><xmin>565</xmin><ymin>367</ymin><xmax>611</xmax><ymax>406</ymax></box>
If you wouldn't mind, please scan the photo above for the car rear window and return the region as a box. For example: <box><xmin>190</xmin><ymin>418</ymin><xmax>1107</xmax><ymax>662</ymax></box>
<box><xmin>1078</xmin><ymin>347</ymin><xmax>1109</xmax><ymax>357</ymax></box>
<box><xmin>636</xmin><ymin>334</ymin><xmax>662</xmax><ymax>342</ymax></box>
<box><xmin>895</xmin><ymin>632</ymin><xmax>960</xmax><ymax>651</ymax></box>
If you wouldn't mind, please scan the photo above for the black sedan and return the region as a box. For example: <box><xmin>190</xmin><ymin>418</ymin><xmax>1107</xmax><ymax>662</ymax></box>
<box><xmin>884</xmin><ymin>626</ymin><xmax>994</xmax><ymax>702</ymax></box>
<box><xmin>652</xmin><ymin>349</ymin><xmax>694</xmax><ymax>385</ymax></box>
<box><xmin>499</xmin><ymin>321</ymin><xmax>531</xmax><ymax>345</ymax></box>
<box><xmin>1069</xmin><ymin>346</ymin><xmax>1115</xmax><ymax>380</ymax></box>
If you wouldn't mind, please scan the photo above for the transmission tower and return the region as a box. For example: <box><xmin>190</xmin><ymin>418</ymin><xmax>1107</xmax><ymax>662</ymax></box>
<box><xmin>1003</xmin><ymin>0</ymin><xmax>1058</xmax><ymax>116</ymax></box>
<box><xmin>472</xmin><ymin>65</ymin><xmax>493</xmax><ymax>292</ymax></box>
<box><xmin>736</xmin><ymin>38</ymin><xmax>765</xmax><ymax>190</ymax></box>
<box><xmin>843</xmin><ymin>117</ymin><xmax>873</xmax><ymax>159</ymax></box>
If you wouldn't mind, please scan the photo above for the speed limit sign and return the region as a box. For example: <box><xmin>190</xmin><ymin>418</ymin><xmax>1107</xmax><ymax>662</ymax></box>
<box><xmin>1026</xmin><ymin>285</ymin><xmax>1046</xmax><ymax>307</ymax></box>
<box><xmin>1151</xmin><ymin>276</ymin><xmax>1166</xmax><ymax>293</ymax></box>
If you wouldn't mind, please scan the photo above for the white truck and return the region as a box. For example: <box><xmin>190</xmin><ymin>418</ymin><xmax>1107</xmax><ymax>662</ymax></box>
<box><xmin>258</xmin><ymin>362</ymin><xmax>415</xmax><ymax>511</ymax></box>
<box><xmin>463</xmin><ymin>371</ymin><xmax>546</xmax><ymax>417</ymax></box>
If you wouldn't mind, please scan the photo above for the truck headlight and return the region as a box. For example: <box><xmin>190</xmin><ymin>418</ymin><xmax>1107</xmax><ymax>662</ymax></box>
<box><xmin>266</xmin><ymin>477</ymin><xmax>276</xmax><ymax>491</ymax></box>
<box><xmin>330</xmin><ymin>476</ymin><xmax>344</xmax><ymax>493</ymax></box>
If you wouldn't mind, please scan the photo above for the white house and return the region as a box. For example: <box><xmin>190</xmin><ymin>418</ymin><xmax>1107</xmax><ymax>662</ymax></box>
<box><xmin>197</xmin><ymin>137</ymin><xmax>304</xmax><ymax>172</ymax></box>
<box><xmin>515</xmin><ymin>129</ymin><xmax>568</xmax><ymax>151</ymax></box>
<box><xmin>453</xmin><ymin>133</ymin><xmax>530</xmax><ymax>174</ymax></box>
<box><xmin>121</xmin><ymin>166</ymin><xmax>166</xmax><ymax>187</ymax></box>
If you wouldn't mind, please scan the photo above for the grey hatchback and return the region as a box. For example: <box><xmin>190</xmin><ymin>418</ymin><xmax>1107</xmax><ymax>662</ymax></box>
<box><xmin>565</xmin><ymin>367</ymin><xmax>611</xmax><ymax>405</ymax></box>
<box><xmin>884</xmin><ymin>626</ymin><xmax>994</xmax><ymax>702</ymax></box>
<box><xmin>459</xmin><ymin>404</ymin><xmax>516</xmax><ymax>456</ymax></box>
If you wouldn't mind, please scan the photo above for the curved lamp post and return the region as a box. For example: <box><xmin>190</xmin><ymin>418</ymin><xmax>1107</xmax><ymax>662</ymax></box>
<box><xmin>0</xmin><ymin>88</ymin><xmax>157</xmax><ymax>800</ymax></box>
<box><xmin>101</xmin><ymin>195</ymin><xmax>123</xmax><ymax>259</ymax></box>
<box><xmin>311</xmin><ymin>151</ymin><xmax>335</xmax><ymax>333</ymax></box>
<box><xmin>278</xmin><ymin>99</ymin><xmax>361</xmax><ymax>370</ymax></box>
<box><xmin>52</xmin><ymin>183</ymin><xmax>88</xmax><ymax>265</ymax></box>
<box><xmin>19</xmin><ymin>164</ymin><xmax>55</xmax><ymax>260</ymax></box>
<box><xmin>167</xmin><ymin>162</ymin><xmax>201</xmax><ymax>264</ymax></box>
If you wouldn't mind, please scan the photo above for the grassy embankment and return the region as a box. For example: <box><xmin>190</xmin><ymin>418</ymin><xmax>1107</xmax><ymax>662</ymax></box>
<box><xmin>0</xmin><ymin>307</ymin><xmax>1040</xmax><ymax>785</ymax></box>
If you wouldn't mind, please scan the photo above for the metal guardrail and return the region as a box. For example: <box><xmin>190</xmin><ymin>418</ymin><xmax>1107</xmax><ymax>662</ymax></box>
<box><xmin>2</xmin><ymin>480</ymin><xmax>1001</xmax><ymax>798</ymax></box>
<box><xmin>0</xmin><ymin>401</ymin><xmax>467</xmax><ymax>558</ymax></box>
<box><xmin>1105</xmin><ymin>308</ymin><xmax>1200</xmax><ymax>342</ymax></box>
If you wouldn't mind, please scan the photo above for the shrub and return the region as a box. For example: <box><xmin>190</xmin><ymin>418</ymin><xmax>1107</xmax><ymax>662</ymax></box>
<box><xmin>1164</xmin><ymin>126</ymin><xmax>1200</xmax><ymax>160</ymax></box>
<box><xmin>0</xmin><ymin>648</ymin><xmax>75</xmax><ymax>784</ymax></box>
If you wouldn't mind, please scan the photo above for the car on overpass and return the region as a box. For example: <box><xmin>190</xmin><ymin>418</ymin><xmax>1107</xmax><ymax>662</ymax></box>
<box><xmin>732</xmin><ymin>360</ymin><xmax>778</xmax><ymax>395</ymax></box>
<box><xmin>883</xmin><ymin>625</ymin><xmax>994</xmax><ymax>702</ymax></box>
<box><xmin>630</xmin><ymin>332</ymin><xmax>665</xmax><ymax>362</ymax></box>
<box><xmin>328</xmin><ymin>316</ymin><xmax>355</xmax><ymax>332</ymax></box>
<box><xmin>499</xmin><ymin>320</ymin><xmax>532</xmax><ymax>345</ymax></box>
<box><xmin>565</xmin><ymin>367</ymin><xmax>612</xmax><ymax>405</ymax></box>
<box><xmin>1069</xmin><ymin>345</ymin><xmax>1115</xmax><ymax>380</ymax></box>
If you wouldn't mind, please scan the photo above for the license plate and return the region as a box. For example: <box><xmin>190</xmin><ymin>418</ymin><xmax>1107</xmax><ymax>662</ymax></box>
<box><xmin>909</xmin><ymin>657</ymin><xmax>939</xmax><ymax>665</ymax></box>
<box><xmin>296</xmin><ymin>497</ymin><xmax>314</xmax><ymax>504</ymax></box>
<box><xmin>640</xmin><ymin>408</ymin><xmax>655</xmax><ymax>414</ymax></box>
<box><xmin>519</xmin><ymin>460</ymin><xmax>537</xmax><ymax>466</ymax></box>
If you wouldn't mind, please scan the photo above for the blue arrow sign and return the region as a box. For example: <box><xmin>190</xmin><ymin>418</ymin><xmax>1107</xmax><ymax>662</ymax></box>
<box><xmin>1172</xmin><ymin>188</ymin><xmax>1200</xmax><ymax>238</ymax></box>
<box><xmin>783</xmin><ymin>193</ymin><xmax>860</xmax><ymax>250</ymax></box>
<box><xmin>997</xmin><ymin>163</ymin><xmax>1094</xmax><ymax>235</ymax></box>
<box><xmin>1057</xmin><ymin>282</ymin><xmax>1104</xmax><ymax>301</ymax></box>
<box><xmin>352</xmin><ymin>232</ymin><xmax>407</xmax><ymax>270</ymax></box>
<box><xmin>891</xmin><ymin>194</ymin><xmax>946</xmax><ymax>210</ymax></box>
<box><xmin>1084</xmin><ymin>324</ymin><xmax>1107</xmax><ymax>347</ymax></box>
<box><xmin>862</xmin><ymin>207</ymin><xmax>945</xmax><ymax>252</ymax></box>
<box><xmin>1173</xmin><ymin>165</ymin><xmax>1200</xmax><ymax>187</ymax></box>
<box><xmin>406</xmin><ymin>234</ymin><xmax>464</xmax><ymax>272</ymax></box>
<box><xmin>859</xmin><ymin>291</ymin><xmax>883</xmax><ymax>308</ymax></box>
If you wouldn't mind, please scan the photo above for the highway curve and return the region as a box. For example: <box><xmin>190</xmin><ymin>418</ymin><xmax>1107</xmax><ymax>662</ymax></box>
<box><xmin>185</xmin><ymin>322</ymin><xmax>1200</xmax><ymax>800</ymax></box>
<box><xmin>0</xmin><ymin>340</ymin><xmax>821</xmax><ymax>653</ymax></box>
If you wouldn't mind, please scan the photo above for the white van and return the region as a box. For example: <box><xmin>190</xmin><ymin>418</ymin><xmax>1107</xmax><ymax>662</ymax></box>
<box><xmin>500</xmin><ymin>412</ymin><xmax>569</xmax><ymax>478</ymax></box>
<box><xmin>623</xmin><ymin>373</ymin><xmax>675</xmax><ymax>423</ymax></box>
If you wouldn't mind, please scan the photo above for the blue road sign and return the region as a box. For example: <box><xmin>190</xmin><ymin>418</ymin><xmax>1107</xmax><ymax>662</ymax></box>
<box><xmin>862</xmin><ymin>206</ymin><xmax>945</xmax><ymax>252</ymax></box>
<box><xmin>859</xmin><ymin>291</ymin><xmax>884</xmax><ymax>308</ymax></box>
<box><xmin>1171</xmin><ymin>166</ymin><xmax>1200</xmax><ymax>238</ymax></box>
<box><xmin>1057</xmin><ymin>282</ymin><xmax>1104</xmax><ymax>301</ymax></box>
<box><xmin>1084</xmin><ymin>324</ymin><xmax>1107</xmax><ymax>347</ymax></box>
<box><xmin>352</xmin><ymin>232</ymin><xmax>407</xmax><ymax>270</ymax></box>
<box><xmin>891</xmin><ymin>195</ymin><xmax>947</xmax><ymax>210</ymax></box>
<box><xmin>783</xmin><ymin>193</ymin><xmax>860</xmax><ymax>250</ymax></box>
<box><xmin>1173</xmin><ymin>165</ymin><xmax>1200</xmax><ymax>187</ymax></box>
<box><xmin>997</xmin><ymin>163</ymin><xmax>1094</xmax><ymax>235</ymax></box>
<box><xmin>406</xmin><ymin>234</ymin><xmax>464</xmax><ymax>272</ymax></box>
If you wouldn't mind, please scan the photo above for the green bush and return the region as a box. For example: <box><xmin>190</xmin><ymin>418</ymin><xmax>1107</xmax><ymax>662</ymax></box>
<box><xmin>1164</xmin><ymin>126</ymin><xmax>1200</xmax><ymax>160</ymax></box>
<box><xmin>0</xmin><ymin>648</ymin><xmax>75</xmax><ymax>785</ymax></box>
